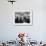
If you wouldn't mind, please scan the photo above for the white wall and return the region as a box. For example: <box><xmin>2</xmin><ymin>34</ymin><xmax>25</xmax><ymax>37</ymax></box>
<box><xmin>0</xmin><ymin>0</ymin><xmax>46</xmax><ymax>41</ymax></box>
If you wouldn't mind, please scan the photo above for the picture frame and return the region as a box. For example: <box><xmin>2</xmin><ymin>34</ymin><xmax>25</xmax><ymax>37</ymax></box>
<box><xmin>14</xmin><ymin>9</ymin><xmax>33</xmax><ymax>26</ymax></box>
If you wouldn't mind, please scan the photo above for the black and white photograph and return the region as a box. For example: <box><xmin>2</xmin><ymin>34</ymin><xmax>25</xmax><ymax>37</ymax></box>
<box><xmin>14</xmin><ymin>10</ymin><xmax>33</xmax><ymax>26</ymax></box>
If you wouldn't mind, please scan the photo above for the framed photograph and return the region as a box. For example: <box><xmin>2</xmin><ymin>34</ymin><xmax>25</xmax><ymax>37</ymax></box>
<box><xmin>14</xmin><ymin>9</ymin><xmax>33</xmax><ymax>26</ymax></box>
